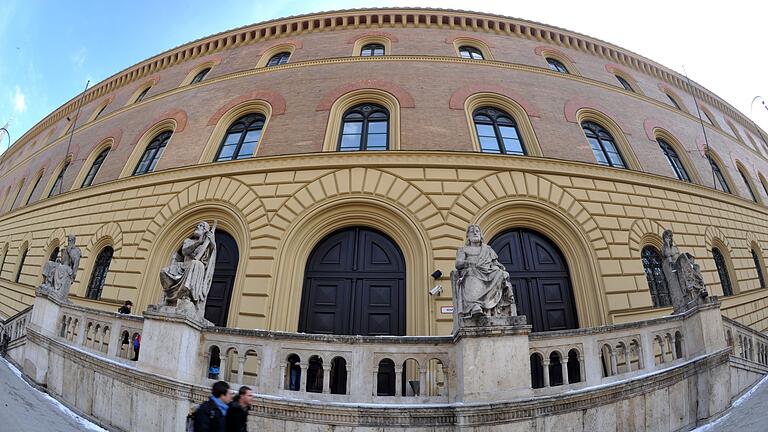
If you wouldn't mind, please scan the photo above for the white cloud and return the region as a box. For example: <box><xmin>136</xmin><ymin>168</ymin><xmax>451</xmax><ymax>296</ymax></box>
<box><xmin>12</xmin><ymin>86</ymin><xmax>26</xmax><ymax>113</ymax></box>
<box><xmin>71</xmin><ymin>47</ymin><xmax>87</xmax><ymax>68</ymax></box>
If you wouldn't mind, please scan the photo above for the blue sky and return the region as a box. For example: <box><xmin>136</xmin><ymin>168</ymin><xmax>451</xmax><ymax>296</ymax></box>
<box><xmin>1</xmin><ymin>1</ymin><xmax>766</xmax><ymax>151</ymax></box>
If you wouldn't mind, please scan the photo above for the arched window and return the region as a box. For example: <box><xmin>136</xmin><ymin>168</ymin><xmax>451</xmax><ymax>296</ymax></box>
<box><xmin>752</xmin><ymin>249</ymin><xmax>766</xmax><ymax>289</ymax></box>
<box><xmin>92</xmin><ymin>103</ymin><xmax>108</xmax><ymax>121</ymax></box>
<box><xmin>641</xmin><ymin>246</ymin><xmax>671</xmax><ymax>307</ymax></box>
<box><xmin>215</xmin><ymin>114</ymin><xmax>265</xmax><ymax>161</ymax></box>
<box><xmin>473</xmin><ymin>107</ymin><xmax>526</xmax><ymax>155</ymax></box>
<box><xmin>658</xmin><ymin>139</ymin><xmax>690</xmax><ymax>182</ymax></box>
<box><xmin>190</xmin><ymin>67</ymin><xmax>210</xmax><ymax>84</ymax></box>
<box><xmin>458</xmin><ymin>46</ymin><xmax>484</xmax><ymax>60</ymax></box>
<box><xmin>666</xmin><ymin>94</ymin><xmax>682</xmax><ymax>110</ymax></box>
<box><xmin>133</xmin><ymin>131</ymin><xmax>171</xmax><ymax>176</ymax></box>
<box><xmin>266</xmin><ymin>52</ymin><xmax>291</xmax><ymax>66</ymax></box>
<box><xmin>134</xmin><ymin>86</ymin><xmax>151</xmax><ymax>104</ymax></box>
<box><xmin>616</xmin><ymin>75</ymin><xmax>634</xmax><ymax>92</ymax></box>
<box><xmin>26</xmin><ymin>173</ymin><xmax>44</xmax><ymax>205</ymax></box>
<box><xmin>708</xmin><ymin>156</ymin><xmax>731</xmax><ymax>193</ymax></box>
<box><xmin>86</xmin><ymin>246</ymin><xmax>114</xmax><ymax>300</ymax></box>
<box><xmin>82</xmin><ymin>148</ymin><xmax>110</xmax><ymax>187</ymax></box>
<box><xmin>759</xmin><ymin>175</ymin><xmax>768</xmax><ymax>199</ymax></box>
<box><xmin>361</xmin><ymin>43</ymin><xmax>385</xmax><ymax>56</ymax></box>
<box><xmin>738</xmin><ymin>169</ymin><xmax>758</xmax><ymax>202</ymax></box>
<box><xmin>48</xmin><ymin>160</ymin><xmax>70</xmax><ymax>197</ymax></box>
<box><xmin>712</xmin><ymin>247</ymin><xmax>733</xmax><ymax>296</ymax></box>
<box><xmin>15</xmin><ymin>248</ymin><xmax>27</xmax><ymax>283</ymax></box>
<box><xmin>546</xmin><ymin>58</ymin><xmax>569</xmax><ymax>73</ymax></box>
<box><xmin>338</xmin><ymin>104</ymin><xmax>388</xmax><ymax>151</ymax></box>
<box><xmin>49</xmin><ymin>246</ymin><xmax>60</xmax><ymax>262</ymax></box>
<box><xmin>582</xmin><ymin>121</ymin><xmax>626</xmax><ymax>168</ymax></box>
<box><xmin>702</xmin><ymin>109</ymin><xmax>717</xmax><ymax>126</ymax></box>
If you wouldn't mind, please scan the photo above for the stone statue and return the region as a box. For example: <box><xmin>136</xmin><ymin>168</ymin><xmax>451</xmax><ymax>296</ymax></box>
<box><xmin>452</xmin><ymin>224</ymin><xmax>516</xmax><ymax>320</ymax></box>
<box><xmin>661</xmin><ymin>229</ymin><xmax>708</xmax><ymax>313</ymax></box>
<box><xmin>158</xmin><ymin>221</ymin><xmax>217</xmax><ymax>321</ymax></box>
<box><xmin>39</xmin><ymin>234</ymin><xmax>81</xmax><ymax>302</ymax></box>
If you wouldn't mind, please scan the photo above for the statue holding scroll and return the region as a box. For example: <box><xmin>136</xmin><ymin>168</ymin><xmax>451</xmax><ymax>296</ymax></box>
<box><xmin>661</xmin><ymin>229</ymin><xmax>708</xmax><ymax>313</ymax></box>
<box><xmin>452</xmin><ymin>224</ymin><xmax>516</xmax><ymax>318</ymax></box>
<box><xmin>40</xmin><ymin>234</ymin><xmax>81</xmax><ymax>302</ymax></box>
<box><xmin>159</xmin><ymin>221</ymin><xmax>217</xmax><ymax>320</ymax></box>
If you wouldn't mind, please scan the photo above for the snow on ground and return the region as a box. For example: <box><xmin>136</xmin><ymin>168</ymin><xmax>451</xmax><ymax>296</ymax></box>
<box><xmin>691</xmin><ymin>374</ymin><xmax>768</xmax><ymax>432</ymax></box>
<box><xmin>0</xmin><ymin>357</ymin><xmax>108</xmax><ymax>432</ymax></box>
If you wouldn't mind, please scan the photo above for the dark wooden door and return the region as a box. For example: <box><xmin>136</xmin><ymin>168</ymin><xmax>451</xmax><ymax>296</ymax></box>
<box><xmin>490</xmin><ymin>229</ymin><xmax>578</xmax><ymax>332</ymax></box>
<box><xmin>204</xmin><ymin>230</ymin><xmax>239</xmax><ymax>327</ymax></box>
<box><xmin>299</xmin><ymin>227</ymin><xmax>405</xmax><ymax>336</ymax></box>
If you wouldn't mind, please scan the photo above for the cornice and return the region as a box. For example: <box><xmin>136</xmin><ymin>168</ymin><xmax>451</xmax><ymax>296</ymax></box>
<box><xmin>2</xmin><ymin>150</ymin><xmax>768</xmax><ymax>224</ymax></box>
<box><xmin>3</xmin><ymin>8</ymin><xmax>764</xmax><ymax>165</ymax></box>
<box><xmin>1</xmin><ymin>55</ymin><xmax>763</xmax><ymax>183</ymax></box>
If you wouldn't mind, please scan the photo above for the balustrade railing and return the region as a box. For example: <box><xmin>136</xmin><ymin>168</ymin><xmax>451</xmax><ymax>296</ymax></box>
<box><xmin>1</xmin><ymin>306</ymin><xmax>32</xmax><ymax>343</ymax></box>
<box><xmin>723</xmin><ymin>317</ymin><xmax>768</xmax><ymax>366</ymax></box>
<box><xmin>528</xmin><ymin>314</ymin><xmax>686</xmax><ymax>393</ymax></box>
<box><xmin>56</xmin><ymin>302</ymin><xmax>144</xmax><ymax>362</ymax></box>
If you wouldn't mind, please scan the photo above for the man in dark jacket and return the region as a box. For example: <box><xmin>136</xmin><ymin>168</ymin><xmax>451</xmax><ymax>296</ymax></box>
<box><xmin>194</xmin><ymin>381</ymin><xmax>232</xmax><ymax>432</ymax></box>
<box><xmin>117</xmin><ymin>300</ymin><xmax>132</xmax><ymax>314</ymax></box>
<box><xmin>225</xmin><ymin>386</ymin><xmax>252</xmax><ymax>432</ymax></box>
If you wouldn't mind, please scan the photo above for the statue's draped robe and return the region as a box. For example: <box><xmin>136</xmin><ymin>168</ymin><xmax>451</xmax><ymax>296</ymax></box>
<box><xmin>460</xmin><ymin>245</ymin><xmax>509</xmax><ymax>312</ymax></box>
<box><xmin>160</xmin><ymin>237</ymin><xmax>217</xmax><ymax>305</ymax></box>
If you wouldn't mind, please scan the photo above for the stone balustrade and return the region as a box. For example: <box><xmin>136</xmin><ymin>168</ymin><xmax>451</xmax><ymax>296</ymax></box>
<box><xmin>55</xmin><ymin>302</ymin><xmax>144</xmax><ymax>362</ymax></box>
<box><xmin>722</xmin><ymin>317</ymin><xmax>768</xmax><ymax>366</ymax></box>
<box><xmin>1</xmin><ymin>305</ymin><xmax>31</xmax><ymax>342</ymax></box>
<box><xmin>202</xmin><ymin>328</ymin><xmax>453</xmax><ymax>403</ymax></box>
<box><xmin>528</xmin><ymin>314</ymin><xmax>686</xmax><ymax>393</ymax></box>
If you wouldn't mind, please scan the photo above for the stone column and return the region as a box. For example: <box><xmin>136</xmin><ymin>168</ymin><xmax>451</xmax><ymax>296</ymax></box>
<box><xmin>236</xmin><ymin>357</ymin><xmax>245</xmax><ymax>384</ymax></box>
<box><xmin>345</xmin><ymin>365</ymin><xmax>352</xmax><ymax>395</ymax></box>
<box><xmin>579</xmin><ymin>355</ymin><xmax>586</xmax><ymax>383</ymax></box>
<box><xmin>658</xmin><ymin>339</ymin><xmax>667</xmax><ymax>363</ymax></box>
<box><xmin>395</xmin><ymin>366</ymin><xmax>403</xmax><ymax>396</ymax></box>
<box><xmin>626</xmin><ymin>346</ymin><xmax>633</xmax><ymax>372</ymax></box>
<box><xmin>372</xmin><ymin>368</ymin><xmax>379</xmax><ymax>396</ymax></box>
<box><xmin>299</xmin><ymin>363</ymin><xmax>308</xmax><ymax>392</ymax></box>
<box><xmin>419</xmin><ymin>369</ymin><xmax>427</xmax><ymax>396</ymax></box>
<box><xmin>609</xmin><ymin>351</ymin><xmax>618</xmax><ymax>375</ymax></box>
<box><xmin>542</xmin><ymin>359</ymin><xmax>550</xmax><ymax>387</ymax></box>
<box><xmin>279</xmin><ymin>364</ymin><xmax>286</xmax><ymax>390</ymax></box>
<box><xmin>561</xmin><ymin>359</ymin><xmax>569</xmax><ymax>385</ymax></box>
<box><xmin>322</xmin><ymin>365</ymin><xmax>330</xmax><ymax>394</ymax></box>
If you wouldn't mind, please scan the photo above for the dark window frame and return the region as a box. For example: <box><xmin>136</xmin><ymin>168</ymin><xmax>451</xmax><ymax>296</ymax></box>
<box><xmin>266</xmin><ymin>52</ymin><xmax>291</xmax><ymax>66</ymax></box>
<box><xmin>133</xmin><ymin>131</ymin><xmax>172</xmax><ymax>176</ymax></box>
<box><xmin>86</xmin><ymin>246</ymin><xmax>114</xmax><ymax>300</ymax></box>
<box><xmin>361</xmin><ymin>43</ymin><xmax>385</xmax><ymax>56</ymax></box>
<box><xmin>616</xmin><ymin>75</ymin><xmax>634</xmax><ymax>92</ymax></box>
<box><xmin>641</xmin><ymin>246</ymin><xmax>671</xmax><ymax>307</ymax></box>
<box><xmin>582</xmin><ymin>121</ymin><xmax>627</xmax><ymax>168</ymax></box>
<box><xmin>666</xmin><ymin>94</ymin><xmax>682</xmax><ymax>110</ymax></box>
<box><xmin>82</xmin><ymin>148</ymin><xmax>110</xmax><ymax>188</ymax></box>
<box><xmin>708</xmin><ymin>156</ymin><xmax>732</xmax><ymax>193</ymax></box>
<box><xmin>190</xmin><ymin>67</ymin><xmax>211</xmax><ymax>84</ymax></box>
<box><xmin>134</xmin><ymin>86</ymin><xmax>151</xmax><ymax>103</ymax></box>
<box><xmin>546</xmin><ymin>58</ymin><xmax>569</xmax><ymax>73</ymax></box>
<box><xmin>25</xmin><ymin>174</ymin><xmax>44</xmax><ymax>205</ymax></box>
<box><xmin>458</xmin><ymin>46</ymin><xmax>484</xmax><ymax>60</ymax></box>
<box><xmin>712</xmin><ymin>247</ymin><xmax>733</xmax><ymax>296</ymax></box>
<box><xmin>215</xmin><ymin>113</ymin><xmax>266</xmax><ymax>162</ymax></box>
<box><xmin>472</xmin><ymin>106</ymin><xmax>527</xmax><ymax>155</ymax></box>
<box><xmin>752</xmin><ymin>249</ymin><xmax>766</xmax><ymax>289</ymax></box>
<box><xmin>93</xmin><ymin>103</ymin><xmax>108</xmax><ymax>121</ymax></box>
<box><xmin>337</xmin><ymin>103</ymin><xmax>389</xmax><ymax>151</ymax></box>
<box><xmin>15</xmin><ymin>248</ymin><xmax>27</xmax><ymax>283</ymax></box>
<box><xmin>48</xmin><ymin>160</ymin><xmax>71</xmax><ymax>198</ymax></box>
<box><xmin>658</xmin><ymin>139</ymin><xmax>691</xmax><ymax>182</ymax></box>
<box><xmin>738</xmin><ymin>169</ymin><xmax>758</xmax><ymax>202</ymax></box>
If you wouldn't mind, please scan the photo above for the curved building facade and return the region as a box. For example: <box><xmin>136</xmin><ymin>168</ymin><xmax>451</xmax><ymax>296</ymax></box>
<box><xmin>1</xmin><ymin>8</ymin><xmax>768</xmax><ymax>335</ymax></box>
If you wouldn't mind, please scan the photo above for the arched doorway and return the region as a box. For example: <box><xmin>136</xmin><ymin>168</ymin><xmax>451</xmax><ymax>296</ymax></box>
<box><xmin>204</xmin><ymin>230</ymin><xmax>239</xmax><ymax>326</ymax></box>
<box><xmin>299</xmin><ymin>227</ymin><xmax>405</xmax><ymax>336</ymax></box>
<box><xmin>490</xmin><ymin>228</ymin><xmax>578</xmax><ymax>332</ymax></box>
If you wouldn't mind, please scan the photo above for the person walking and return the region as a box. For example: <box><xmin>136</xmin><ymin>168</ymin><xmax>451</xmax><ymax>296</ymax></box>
<box><xmin>193</xmin><ymin>381</ymin><xmax>232</xmax><ymax>432</ymax></box>
<box><xmin>225</xmin><ymin>386</ymin><xmax>252</xmax><ymax>432</ymax></box>
<box><xmin>117</xmin><ymin>300</ymin><xmax>132</xmax><ymax>314</ymax></box>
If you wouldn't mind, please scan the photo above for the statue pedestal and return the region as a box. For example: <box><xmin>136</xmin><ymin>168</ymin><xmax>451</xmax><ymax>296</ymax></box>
<box><xmin>138</xmin><ymin>308</ymin><xmax>210</xmax><ymax>383</ymax></box>
<box><xmin>453</xmin><ymin>323</ymin><xmax>532</xmax><ymax>402</ymax></box>
<box><xmin>22</xmin><ymin>291</ymin><xmax>66</xmax><ymax>384</ymax></box>
<box><xmin>682</xmin><ymin>299</ymin><xmax>726</xmax><ymax>358</ymax></box>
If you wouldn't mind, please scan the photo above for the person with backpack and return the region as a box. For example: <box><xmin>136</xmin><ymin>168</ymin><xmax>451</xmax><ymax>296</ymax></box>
<box><xmin>225</xmin><ymin>386</ymin><xmax>253</xmax><ymax>432</ymax></box>
<box><xmin>193</xmin><ymin>381</ymin><xmax>232</xmax><ymax>432</ymax></box>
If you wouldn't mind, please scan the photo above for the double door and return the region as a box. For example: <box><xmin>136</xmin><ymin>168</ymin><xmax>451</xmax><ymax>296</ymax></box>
<box><xmin>299</xmin><ymin>228</ymin><xmax>406</xmax><ymax>336</ymax></box>
<box><xmin>490</xmin><ymin>229</ymin><xmax>578</xmax><ymax>332</ymax></box>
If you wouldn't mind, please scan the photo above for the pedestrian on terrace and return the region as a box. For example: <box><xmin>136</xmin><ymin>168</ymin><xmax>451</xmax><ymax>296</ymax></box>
<box><xmin>225</xmin><ymin>385</ymin><xmax>253</xmax><ymax>432</ymax></box>
<box><xmin>193</xmin><ymin>380</ymin><xmax>232</xmax><ymax>432</ymax></box>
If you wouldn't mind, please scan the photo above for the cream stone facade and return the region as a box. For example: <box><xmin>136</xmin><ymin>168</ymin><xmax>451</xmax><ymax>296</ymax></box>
<box><xmin>0</xmin><ymin>8</ymin><xmax>768</xmax><ymax>431</ymax></box>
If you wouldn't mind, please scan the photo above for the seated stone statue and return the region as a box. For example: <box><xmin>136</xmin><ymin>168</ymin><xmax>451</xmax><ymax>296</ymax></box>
<box><xmin>661</xmin><ymin>229</ymin><xmax>708</xmax><ymax>313</ymax></box>
<box><xmin>159</xmin><ymin>221</ymin><xmax>217</xmax><ymax>319</ymax></box>
<box><xmin>40</xmin><ymin>234</ymin><xmax>81</xmax><ymax>302</ymax></box>
<box><xmin>453</xmin><ymin>224</ymin><xmax>515</xmax><ymax>318</ymax></box>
